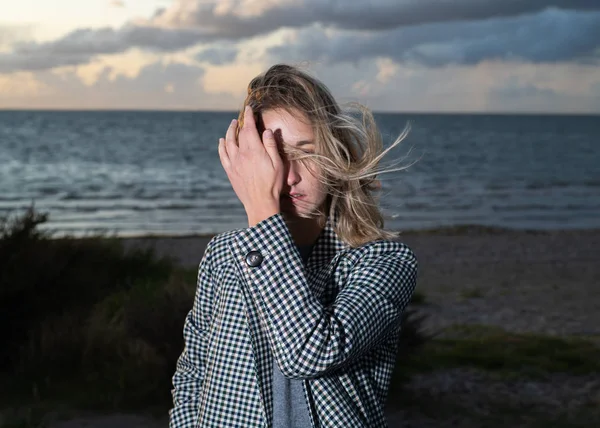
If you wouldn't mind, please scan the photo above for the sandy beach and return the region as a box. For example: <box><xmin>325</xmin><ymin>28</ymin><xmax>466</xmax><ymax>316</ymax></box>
<box><xmin>119</xmin><ymin>226</ymin><xmax>600</xmax><ymax>338</ymax></box>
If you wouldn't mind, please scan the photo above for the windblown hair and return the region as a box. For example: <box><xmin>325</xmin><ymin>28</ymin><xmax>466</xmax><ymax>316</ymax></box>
<box><xmin>237</xmin><ymin>63</ymin><xmax>412</xmax><ymax>247</ymax></box>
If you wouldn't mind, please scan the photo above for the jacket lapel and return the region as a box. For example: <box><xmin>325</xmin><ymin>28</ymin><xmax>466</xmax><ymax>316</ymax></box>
<box><xmin>234</xmin><ymin>215</ymin><xmax>348</xmax><ymax>426</ymax></box>
<box><xmin>237</xmin><ymin>280</ymin><xmax>274</xmax><ymax>426</ymax></box>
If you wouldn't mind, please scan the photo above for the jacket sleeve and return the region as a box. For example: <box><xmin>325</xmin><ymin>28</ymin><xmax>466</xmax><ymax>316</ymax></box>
<box><xmin>231</xmin><ymin>213</ymin><xmax>418</xmax><ymax>379</ymax></box>
<box><xmin>169</xmin><ymin>237</ymin><xmax>215</xmax><ymax>427</ymax></box>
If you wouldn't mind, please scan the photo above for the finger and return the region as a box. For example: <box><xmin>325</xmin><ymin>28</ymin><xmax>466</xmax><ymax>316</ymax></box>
<box><xmin>218</xmin><ymin>137</ymin><xmax>230</xmax><ymax>169</ymax></box>
<box><xmin>242</xmin><ymin>105</ymin><xmax>255</xmax><ymax>131</ymax></box>
<box><xmin>225</xmin><ymin>119</ymin><xmax>238</xmax><ymax>156</ymax></box>
<box><xmin>240</xmin><ymin>105</ymin><xmax>261</xmax><ymax>151</ymax></box>
<box><xmin>262</xmin><ymin>129</ymin><xmax>282</xmax><ymax>168</ymax></box>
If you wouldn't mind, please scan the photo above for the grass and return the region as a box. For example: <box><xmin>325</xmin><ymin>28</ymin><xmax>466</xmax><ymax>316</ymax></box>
<box><xmin>388</xmin><ymin>324</ymin><xmax>600</xmax><ymax>426</ymax></box>
<box><xmin>0</xmin><ymin>206</ymin><xmax>194</xmax><ymax>417</ymax></box>
<box><xmin>409</xmin><ymin>290</ymin><xmax>426</xmax><ymax>305</ymax></box>
<box><xmin>393</xmin><ymin>323</ymin><xmax>600</xmax><ymax>383</ymax></box>
<box><xmin>459</xmin><ymin>286</ymin><xmax>484</xmax><ymax>299</ymax></box>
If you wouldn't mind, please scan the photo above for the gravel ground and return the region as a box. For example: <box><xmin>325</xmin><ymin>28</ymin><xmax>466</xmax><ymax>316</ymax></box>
<box><xmin>121</xmin><ymin>228</ymin><xmax>600</xmax><ymax>338</ymax></box>
<box><xmin>46</xmin><ymin>228</ymin><xmax>599</xmax><ymax>427</ymax></box>
<box><xmin>397</xmin><ymin>229</ymin><xmax>600</xmax><ymax>339</ymax></box>
<box><xmin>385</xmin><ymin>368</ymin><xmax>600</xmax><ymax>427</ymax></box>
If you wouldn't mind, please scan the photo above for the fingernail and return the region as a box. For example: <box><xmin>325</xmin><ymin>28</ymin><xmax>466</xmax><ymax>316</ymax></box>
<box><xmin>264</xmin><ymin>129</ymin><xmax>273</xmax><ymax>137</ymax></box>
<box><xmin>231</xmin><ymin>119</ymin><xmax>236</xmax><ymax>125</ymax></box>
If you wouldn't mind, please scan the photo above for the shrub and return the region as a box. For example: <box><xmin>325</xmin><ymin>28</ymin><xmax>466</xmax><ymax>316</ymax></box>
<box><xmin>0</xmin><ymin>205</ymin><xmax>175</xmax><ymax>381</ymax></box>
<box><xmin>1</xmin><ymin>205</ymin><xmax>432</xmax><ymax>412</ymax></box>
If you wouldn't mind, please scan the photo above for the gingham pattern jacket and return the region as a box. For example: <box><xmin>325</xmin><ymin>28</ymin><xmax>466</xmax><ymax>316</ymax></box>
<box><xmin>169</xmin><ymin>213</ymin><xmax>418</xmax><ymax>427</ymax></box>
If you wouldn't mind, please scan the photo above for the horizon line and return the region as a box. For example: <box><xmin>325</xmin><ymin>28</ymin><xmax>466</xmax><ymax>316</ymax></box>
<box><xmin>1</xmin><ymin>107</ymin><xmax>599</xmax><ymax>117</ymax></box>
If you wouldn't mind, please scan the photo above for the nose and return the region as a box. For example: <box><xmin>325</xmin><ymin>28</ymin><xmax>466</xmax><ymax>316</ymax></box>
<box><xmin>285</xmin><ymin>158</ymin><xmax>301</xmax><ymax>187</ymax></box>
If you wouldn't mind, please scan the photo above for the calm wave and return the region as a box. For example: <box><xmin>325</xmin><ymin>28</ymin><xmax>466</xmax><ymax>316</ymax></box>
<box><xmin>1</xmin><ymin>110</ymin><xmax>598</xmax><ymax>237</ymax></box>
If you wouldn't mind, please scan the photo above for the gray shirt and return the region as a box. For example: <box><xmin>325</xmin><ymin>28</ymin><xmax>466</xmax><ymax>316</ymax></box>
<box><xmin>271</xmin><ymin>243</ymin><xmax>314</xmax><ymax>427</ymax></box>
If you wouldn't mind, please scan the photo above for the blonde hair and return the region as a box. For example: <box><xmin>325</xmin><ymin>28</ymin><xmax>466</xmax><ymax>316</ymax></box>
<box><xmin>237</xmin><ymin>63</ymin><xmax>413</xmax><ymax>247</ymax></box>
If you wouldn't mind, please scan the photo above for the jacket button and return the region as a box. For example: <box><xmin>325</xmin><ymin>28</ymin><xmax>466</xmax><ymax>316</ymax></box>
<box><xmin>245</xmin><ymin>251</ymin><xmax>263</xmax><ymax>267</ymax></box>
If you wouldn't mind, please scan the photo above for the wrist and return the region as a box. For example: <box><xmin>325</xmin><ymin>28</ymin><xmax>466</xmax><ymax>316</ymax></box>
<box><xmin>247</xmin><ymin>201</ymin><xmax>280</xmax><ymax>227</ymax></box>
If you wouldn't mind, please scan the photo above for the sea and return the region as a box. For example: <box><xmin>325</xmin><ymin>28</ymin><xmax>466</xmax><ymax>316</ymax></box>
<box><xmin>1</xmin><ymin>110</ymin><xmax>598</xmax><ymax>238</ymax></box>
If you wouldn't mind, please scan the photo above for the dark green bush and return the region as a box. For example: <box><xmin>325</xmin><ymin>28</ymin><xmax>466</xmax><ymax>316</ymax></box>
<box><xmin>0</xmin><ymin>205</ymin><xmax>174</xmax><ymax>375</ymax></box>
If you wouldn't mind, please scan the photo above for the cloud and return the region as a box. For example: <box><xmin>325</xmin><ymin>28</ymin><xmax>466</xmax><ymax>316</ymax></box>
<box><xmin>2</xmin><ymin>1</ymin><xmax>600</xmax><ymax>73</ymax></box>
<box><xmin>303</xmin><ymin>59</ymin><xmax>600</xmax><ymax>114</ymax></box>
<box><xmin>0</xmin><ymin>50</ymin><xmax>91</xmax><ymax>73</ymax></box>
<box><xmin>491</xmin><ymin>76</ymin><xmax>558</xmax><ymax>99</ymax></box>
<box><xmin>3</xmin><ymin>57</ymin><xmax>600</xmax><ymax>113</ymax></box>
<box><xmin>1</xmin><ymin>60</ymin><xmax>241</xmax><ymax>110</ymax></box>
<box><xmin>149</xmin><ymin>0</ymin><xmax>600</xmax><ymax>34</ymax></box>
<box><xmin>195</xmin><ymin>45</ymin><xmax>238</xmax><ymax>65</ymax></box>
<box><xmin>0</xmin><ymin>25</ymin><xmax>209</xmax><ymax>73</ymax></box>
<box><xmin>269</xmin><ymin>8</ymin><xmax>600</xmax><ymax>66</ymax></box>
<box><xmin>0</xmin><ymin>23</ymin><xmax>35</xmax><ymax>49</ymax></box>
<box><xmin>16</xmin><ymin>25</ymin><xmax>205</xmax><ymax>55</ymax></box>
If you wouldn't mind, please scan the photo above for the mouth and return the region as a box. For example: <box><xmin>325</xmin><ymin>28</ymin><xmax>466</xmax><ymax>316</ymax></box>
<box><xmin>282</xmin><ymin>193</ymin><xmax>305</xmax><ymax>202</ymax></box>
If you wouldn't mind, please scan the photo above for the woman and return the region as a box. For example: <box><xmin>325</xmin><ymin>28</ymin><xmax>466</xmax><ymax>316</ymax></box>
<box><xmin>169</xmin><ymin>64</ymin><xmax>418</xmax><ymax>427</ymax></box>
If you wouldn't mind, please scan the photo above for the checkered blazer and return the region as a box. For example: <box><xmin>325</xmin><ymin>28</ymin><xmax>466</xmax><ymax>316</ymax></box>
<box><xmin>169</xmin><ymin>213</ymin><xmax>418</xmax><ymax>427</ymax></box>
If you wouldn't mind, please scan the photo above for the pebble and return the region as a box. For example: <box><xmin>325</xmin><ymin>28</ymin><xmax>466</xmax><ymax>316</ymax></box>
<box><xmin>386</xmin><ymin>368</ymin><xmax>600</xmax><ymax>427</ymax></box>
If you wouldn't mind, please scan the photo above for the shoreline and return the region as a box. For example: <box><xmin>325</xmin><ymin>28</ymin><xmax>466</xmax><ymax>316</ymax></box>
<box><xmin>110</xmin><ymin>226</ymin><xmax>600</xmax><ymax>266</ymax></box>
<box><xmin>46</xmin><ymin>223</ymin><xmax>600</xmax><ymax>241</ymax></box>
<box><xmin>113</xmin><ymin>227</ymin><xmax>600</xmax><ymax>339</ymax></box>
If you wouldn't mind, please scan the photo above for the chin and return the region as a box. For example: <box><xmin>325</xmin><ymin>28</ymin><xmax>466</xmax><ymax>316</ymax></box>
<box><xmin>281</xmin><ymin>197</ymin><xmax>326</xmax><ymax>220</ymax></box>
<box><xmin>293</xmin><ymin>209</ymin><xmax>326</xmax><ymax>221</ymax></box>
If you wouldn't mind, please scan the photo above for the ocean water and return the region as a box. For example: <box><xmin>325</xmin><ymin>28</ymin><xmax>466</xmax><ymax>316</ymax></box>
<box><xmin>1</xmin><ymin>110</ymin><xmax>598</xmax><ymax>237</ymax></box>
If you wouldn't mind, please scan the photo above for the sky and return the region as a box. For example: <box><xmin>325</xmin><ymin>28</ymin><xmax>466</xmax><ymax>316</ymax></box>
<box><xmin>1</xmin><ymin>0</ymin><xmax>599</xmax><ymax>113</ymax></box>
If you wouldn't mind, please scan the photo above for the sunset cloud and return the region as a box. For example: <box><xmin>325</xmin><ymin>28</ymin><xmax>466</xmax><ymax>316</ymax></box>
<box><xmin>1</xmin><ymin>59</ymin><xmax>240</xmax><ymax>110</ymax></box>
<box><xmin>2</xmin><ymin>1</ymin><xmax>598</xmax><ymax>72</ymax></box>
<box><xmin>1</xmin><ymin>0</ymin><xmax>599</xmax><ymax>112</ymax></box>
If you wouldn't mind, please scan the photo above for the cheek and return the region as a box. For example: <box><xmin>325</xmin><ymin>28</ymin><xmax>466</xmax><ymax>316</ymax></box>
<box><xmin>298</xmin><ymin>159</ymin><xmax>327</xmax><ymax>200</ymax></box>
<box><xmin>308</xmin><ymin>174</ymin><xmax>327</xmax><ymax>201</ymax></box>
<box><xmin>301</xmin><ymin>159</ymin><xmax>322</xmax><ymax>179</ymax></box>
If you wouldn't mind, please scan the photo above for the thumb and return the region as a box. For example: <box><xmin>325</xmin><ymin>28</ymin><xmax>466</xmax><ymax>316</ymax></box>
<box><xmin>262</xmin><ymin>129</ymin><xmax>282</xmax><ymax>166</ymax></box>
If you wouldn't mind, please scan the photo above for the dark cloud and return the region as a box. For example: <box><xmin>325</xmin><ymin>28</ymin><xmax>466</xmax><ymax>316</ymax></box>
<box><xmin>320</xmin><ymin>0</ymin><xmax>600</xmax><ymax>30</ymax></box>
<box><xmin>2</xmin><ymin>1</ymin><xmax>600</xmax><ymax>72</ymax></box>
<box><xmin>0</xmin><ymin>51</ymin><xmax>90</xmax><ymax>73</ymax></box>
<box><xmin>0</xmin><ymin>25</ymin><xmax>208</xmax><ymax>73</ymax></box>
<box><xmin>269</xmin><ymin>9</ymin><xmax>600</xmax><ymax>66</ymax></box>
<box><xmin>151</xmin><ymin>0</ymin><xmax>600</xmax><ymax>34</ymax></box>
<box><xmin>14</xmin><ymin>24</ymin><xmax>205</xmax><ymax>56</ymax></box>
